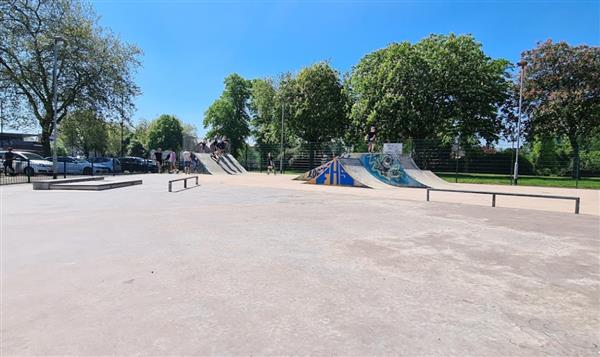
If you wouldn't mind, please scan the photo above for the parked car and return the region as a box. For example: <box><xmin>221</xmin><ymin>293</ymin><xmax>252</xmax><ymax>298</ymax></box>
<box><xmin>144</xmin><ymin>159</ymin><xmax>159</xmax><ymax>173</ymax></box>
<box><xmin>121</xmin><ymin>157</ymin><xmax>154</xmax><ymax>173</ymax></box>
<box><xmin>44</xmin><ymin>156</ymin><xmax>110</xmax><ymax>175</ymax></box>
<box><xmin>90</xmin><ymin>157</ymin><xmax>121</xmax><ymax>173</ymax></box>
<box><xmin>0</xmin><ymin>151</ymin><xmax>53</xmax><ymax>175</ymax></box>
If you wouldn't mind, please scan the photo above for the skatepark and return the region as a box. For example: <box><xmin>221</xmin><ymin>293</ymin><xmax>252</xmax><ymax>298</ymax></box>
<box><xmin>1</xmin><ymin>168</ymin><xmax>599</xmax><ymax>355</ymax></box>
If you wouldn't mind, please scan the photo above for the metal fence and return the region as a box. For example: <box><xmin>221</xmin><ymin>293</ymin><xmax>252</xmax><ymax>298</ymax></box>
<box><xmin>235</xmin><ymin>140</ymin><xmax>600</xmax><ymax>182</ymax></box>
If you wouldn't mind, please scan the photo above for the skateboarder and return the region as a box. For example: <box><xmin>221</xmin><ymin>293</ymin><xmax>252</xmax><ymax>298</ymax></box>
<box><xmin>266</xmin><ymin>152</ymin><xmax>276</xmax><ymax>175</ymax></box>
<box><xmin>366</xmin><ymin>126</ymin><xmax>377</xmax><ymax>153</ymax></box>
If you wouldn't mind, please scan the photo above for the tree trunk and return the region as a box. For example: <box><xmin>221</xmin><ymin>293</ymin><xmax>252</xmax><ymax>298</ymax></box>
<box><xmin>570</xmin><ymin>136</ymin><xmax>580</xmax><ymax>179</ymax></box>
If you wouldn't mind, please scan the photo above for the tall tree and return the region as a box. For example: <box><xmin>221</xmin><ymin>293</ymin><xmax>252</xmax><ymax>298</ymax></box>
<box><xmin>0</xmin><ymin>0</ymin><xmax>142</xmax><ymax>155</ymax></box>
<box><xmin>348</xmin><ymin>34</ymin><xmax>510</xmax><ymax>145</ymax></box>
<box><xmin>287</xmin><ymin>62</ymin><xmax>349</xmax><ymax>144</ymax></box>
<box><xmin>203</xmin><ymin>73</ymin><xmax>251</xmax><ymax>153</ymax></box>
<box><xmin>59</xmin><ymin>110</ymin><xmax>108</xmax><ymax>156</ymax></box>
<box><xmin>522</xmin><ymin>40</ymin><xmax>600</xmax><ymax>177</ymax></box>
<box><xmin>249</xmin><ymin>78</ymin><xmax>278</xmax><ymax>145</ymax></box>
<box><xmin>147</xmin><ymin>114</ymin><xmax>184</xmax><ymax>152</ymax></box>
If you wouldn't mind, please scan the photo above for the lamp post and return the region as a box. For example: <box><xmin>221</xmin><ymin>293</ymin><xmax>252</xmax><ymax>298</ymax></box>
<box><xmin>120</xmin><ymin>93</ymin><xmax>125</xmax><ymax>158</ymax></box>
<box><xmin>51</xmin><ymin>36</ymin><xmax>64</xmax><ymax>179</ymax></box>
<box><xmin>513</xmin><ymin>60</ymin><xmax>527</xmax><ymax>185</ymax></box>
<box><xmin>279</xmin><ymin>102</ymin><xmax>284</xmax><ymax>174</ymax></box>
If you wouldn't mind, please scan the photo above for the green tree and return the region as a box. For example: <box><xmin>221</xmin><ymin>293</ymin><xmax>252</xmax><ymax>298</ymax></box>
<box><xmin>249</xmin><ymin>78</ymin><xmax>278</xmax><ymax>144</ymax></box>
<box><xmin>131</xmin><ymin>119</ymin><xmax>150</xmax><ymax>147</ymax></box>
<box><xmin>348</xmin><ymin>34</ymin><xmax>510</xmax><ymax>144</ymax></box>
<box><xmin>127</xmin><ymin>138</ymin><xmax>147</xmax><ymax>157</ymax></box>
<box><xmin>522</xmin><ymin>40</ymin><xmax>600</xmax><ymax>177</ymax></box>
<box><xmin>0</xmin><ymin>0</ymin><xmax>142</xmax><ymax>155</ymax></box>
<box><xmin>287</xmin><ymin>62</ymin><xmax>349</xmax><ymax>144</ymax></box>
<box><xmin>203</xmin><ymin>73</ymin><xmax>251</xmax><ymax>153</ymax></box>
<box><xmin>147</xmin><ymin>114</ymin><xmax>184</xmax><ymax>152</ymax></box>
<box><xmin>59</xmin><ymin>110</ymin><xmax>108</xmax><ymax>156</ymax></box>
<box><xmin>105</xmin><ymin>122</ymin><xmax>131</xmax><ymax>157</ymax></box>
<box><xmin>249</xmin><ymin>75</ymin><xmax>297</xmax><ymax>147</ymax></box>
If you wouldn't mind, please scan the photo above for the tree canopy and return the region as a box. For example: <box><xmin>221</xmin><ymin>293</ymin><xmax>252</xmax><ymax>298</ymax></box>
<box><xmin>348</xmin><ymin>34</ymin><xmax>510</xmax><ymax>144</ymax></box>
<box><xmin>522</xmin><ymin>40</ymin><xmax>600</xmax><ymax>175</ymax></box>
<box><xmin>0</xmin><ymin>0</ymin><xmax>142</xmax><ymax>155</ymax></box>
<box><xmin>59</xmin><ymin>110</ymin><xmax>108</xmax><ymax>156</ymax></box>
<box><xmin>147</xmin><ymin>114</ymin><xmax>184</xmax><ymax>152</ymax></box>
<box><xmin>286</xmin><ymin>62</ymin><xmax>349</xmax><ymax>144</ymax></box>
<box><xmin>203</xmin><ymin>73</ymin><xmax>251</xmax><ymax>153</ymax></box>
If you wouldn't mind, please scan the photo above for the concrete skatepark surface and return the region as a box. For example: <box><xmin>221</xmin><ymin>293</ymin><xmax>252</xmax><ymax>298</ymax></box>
<box><xmin>1</xmin><ymin>173</ymin><xmax>599</xmax><ymax>355</ymax></box>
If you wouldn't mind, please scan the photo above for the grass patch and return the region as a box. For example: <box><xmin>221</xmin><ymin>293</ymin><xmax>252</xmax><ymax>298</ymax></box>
<box><xmin>436</xmin><ymin>172</ymin><xmax>600</xmax><ymax>189</ymax></box>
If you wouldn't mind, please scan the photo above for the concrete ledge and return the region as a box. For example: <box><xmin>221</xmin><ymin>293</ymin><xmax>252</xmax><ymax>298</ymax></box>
<box><xmin>33</xmin><ymin>176</ymin><xmax>105</xmax><ymax>190</ymax></box>
<box><xmin>49</xmin><ymin>179</ymin><xmax>142</xmax><ymax>191</ymax></box>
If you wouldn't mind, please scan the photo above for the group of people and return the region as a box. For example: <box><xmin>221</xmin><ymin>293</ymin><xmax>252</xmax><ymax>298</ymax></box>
<box><xmin>153</xmin><ymin>148</ymin><xmax>197</xmax><ymax>174</ymax></box>
<box><xmin>195</xmin><ymin>136</ymin><xmax>230</xmax><ymax>161</ymax></box>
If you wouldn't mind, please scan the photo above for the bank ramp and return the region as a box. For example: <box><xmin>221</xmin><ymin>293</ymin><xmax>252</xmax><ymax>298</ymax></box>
<box><xmin>194</xmin><ymin>153</ymin><xmax>247</xmax><ymax>175</ymax></box>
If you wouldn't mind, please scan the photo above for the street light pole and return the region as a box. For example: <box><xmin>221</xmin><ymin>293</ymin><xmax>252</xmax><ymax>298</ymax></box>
<box><xmin>513</xmin><ymin>60</ymin><xmax>527</xmax><ymax>185</ymax></box>
<box><xmin>51</xmin><ymin>37</ymin><xmax>63</xmax><ymax>179</ymax></box>
<box><xmin>120</xmin><ymin>93</ymin><xmax>125</xmax><ymax>158</ymax></box>
<box><xmin>279</xmin><ymin>101</ymin><xmax>284</xmax><ymax>174</ymax></box>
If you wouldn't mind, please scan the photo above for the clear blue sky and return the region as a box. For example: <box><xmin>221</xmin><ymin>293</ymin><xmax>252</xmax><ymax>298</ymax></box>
<box><xmin>93</xmin><ymin>0</ymin><xmax>599</xmax><ymax>138</ymax></box>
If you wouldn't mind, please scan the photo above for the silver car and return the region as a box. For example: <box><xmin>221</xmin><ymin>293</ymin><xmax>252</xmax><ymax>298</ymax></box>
<box><xmin>0</xmin><ymin>151</ymin><xmax>53</xmax><ymax>176</ymax></box>
<box><xmin>44</xmin><ymin>156</ymin><xmax>110</xmax><ymax>175</ymax></box>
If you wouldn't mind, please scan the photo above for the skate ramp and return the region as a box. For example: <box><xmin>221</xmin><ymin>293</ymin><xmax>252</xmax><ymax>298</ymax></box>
<box><xmin>308</xmin><ymin>158</ymin><xmax>367</xmax><ymax>188</ymax></box>
<box><xmin>337</xmin><ymin>158</ymin><xmax>393</xmax><ymax>189</ymax></box>
<box><xmin>193</xmin><ymin>153</ymin><xmax>228</xmax><ymax>175</ymax></box>
<box><xmin>301</xmin><ymin>153</ymin><xmax>453</xmax><ymax>189</ymax></box>
<box><xmin>357</xmin><ymin>153</ymin><xmax>425</xmax><ymax>188</ymax></box>
<box><xmin>225</xmin><ymin>154</ymin><xmax>247</xmax><ymax>173</ymax></box>
<box><xmin>404</xmin><ymin>169</ymin><xmax>456</xmax><ymax>189</ymax></box>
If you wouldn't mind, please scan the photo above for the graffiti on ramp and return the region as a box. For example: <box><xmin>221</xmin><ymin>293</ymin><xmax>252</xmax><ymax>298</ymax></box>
<box><xmin>308</xmin><ymin>158</ymin><xmax>366</xmax><ymax>187</ymax></box>
<box><xmin>361</xmin><ymin>154</ymin><xmax>423</xmax><ymax>187</ymax></box>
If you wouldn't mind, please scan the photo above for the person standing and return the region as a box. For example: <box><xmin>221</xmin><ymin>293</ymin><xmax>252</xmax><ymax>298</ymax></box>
<box><xmin>182</xmin><ymin>150</ymin><xmax>192</xmax><ymax>174</ymax></box>
<box><xmin>3</xmin><ymin>147</ymin><xmax>16</xmax><ymax>176</ymax></box>
<box><xmin>366</xmin><ymin>126</ymin><xmax>377</xmax><ymax>153</ymax></box>
<box><xmin>154</xmin><ymin>148</ymin><xmax>163</xmax><ymax>173</ymax></box>
<box><xmin>168</xmin><ymin>150</ymin><xmax>177</xmax><ymax>173</ymax></box>
<box><xmin>266</xmin><ymin>152</ymin><xmax>276</xmax><ymax>175</ymax></box>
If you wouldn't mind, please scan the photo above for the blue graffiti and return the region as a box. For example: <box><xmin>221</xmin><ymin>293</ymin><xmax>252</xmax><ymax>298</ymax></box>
<box><xmin>314</xmin><ymin>159</ymin><xmax>356</xmax><ymax>186</ymax></box>
<box><xmin>361</xmin><ymin>154</ymin><xmax>422</xmax><ymax>187</ymax></box>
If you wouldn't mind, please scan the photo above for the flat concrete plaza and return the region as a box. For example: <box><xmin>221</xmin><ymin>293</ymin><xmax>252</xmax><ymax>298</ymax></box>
<box><xmin>1</xmin><ymin>173</ymin><xmax>599</xmax><ymax>355</ymax></box>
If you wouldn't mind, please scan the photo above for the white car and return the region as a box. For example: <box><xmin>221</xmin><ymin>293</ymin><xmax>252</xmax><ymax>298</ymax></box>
<box><xmin>45</xmin><ymin>156</ymin><xmax>111</xmax><ymax>175</ymax></box>
<box><xmin>0</xmin><ymin>151</ymin><xmax>53</xmax><ymax>176</ymax></box>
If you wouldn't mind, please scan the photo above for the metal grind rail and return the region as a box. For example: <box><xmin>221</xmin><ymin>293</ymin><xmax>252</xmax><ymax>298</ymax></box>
<box><xmin>168</xmin><ymin>176</ymin><xmax>200</xmax><ymax>192</ymax></box>
<box><xmin>426</xmin><ymin>188</ymin><xmax>581</xmax><ymax>214</ymax></box>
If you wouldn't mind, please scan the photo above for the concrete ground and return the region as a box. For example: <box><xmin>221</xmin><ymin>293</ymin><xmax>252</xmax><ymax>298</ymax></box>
<box><xmin>1</xmin><ymin>173</ymin><xmax>599</xmax><ymax>356</ymax></box>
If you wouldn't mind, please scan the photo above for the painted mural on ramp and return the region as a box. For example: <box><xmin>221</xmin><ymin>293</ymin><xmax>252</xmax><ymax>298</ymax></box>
<box><xmin>308</xmin><ymin>158</ymin><xmax>367</xmax><ymax>187</ymax></box>
<box><xmin>300</xmin><ymin>152</ymin><xmax>451</xmax><ymax>189</ymax></box>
